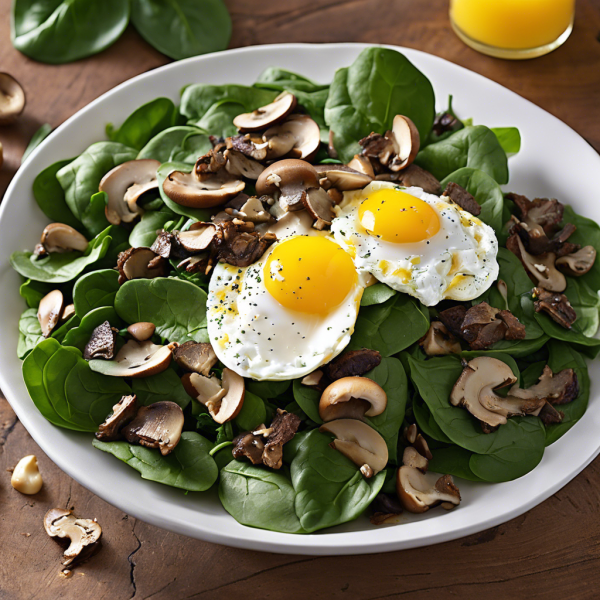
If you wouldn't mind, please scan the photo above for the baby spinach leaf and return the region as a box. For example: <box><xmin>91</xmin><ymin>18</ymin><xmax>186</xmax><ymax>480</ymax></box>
<box><xmin>22</xmin><ymin>123</ymin><xmax>52</xmax><ymax>164</ymax></box>
<box><xmin>114</xmin><ymin>277</ymin><xmax>208</xmax><ymax>344</ymax></box>
<box><xmin>62</xmin><ymin>306</ymin><xmax>121</xmax><ymax>350</ymax></box>
<box><xmin>93</xmin><ymin>431</ymin><xmax>218</xmax><ymax>491</ymax></box>
<box><xmin>156</xmin><ymin>162</ymin><xmax>212</xmax><ymax>221</ymax></box>
<box><xmin>10</xmin><ymin>227</ymin><xmax>112</xmax><ymax>284</ymax></box>
<box><xmin>234</xmin><ymin>391</ymin><xmax>267</xmax><ymax>432</ymax></box>
<box><xmin>50</xmin><ymin>314</ymin><xmax>81</xmax><ymax>343</ymax></box>
<box><xmin>20</xmin><ymin>279</ymin><xmax>53</xmax><ymax>309</ymax></box>
<box><xmin>292</xmin><ymin>381</ymin><xmax>321</xmax><ymax>424</ymax></box>
<box><xmin>138</xmin><ymin>125</ymin><xmax>209</xmax><ymax>164</ymax></box>
<box><xmin>291</xmin><ymin>429</ymin><xmax>385</xmax><ymax>532</ymax></box>
<box><xmin>407</xmin><ymin>354</ymin><xmax>546</xmax><ymax>482</ymax></box>
<box><xmin>440</xmin><ymin>167</ymin><xmax>504</xmax><ymax>233</ymax></box>
<box><xmin>415</xmin><ymin>125</ymin><xmax>509</xmax><ymax>185</ymax></box>
<box><xmin>72</xmin><ymin>269</ymin><xmax>120</xmax><ymax>318</ymax></box>
<box><xmin>17</xmin><ymin>307</ymin><xmax>44</xmax><ymax>359</ymax></box>
<box><xmin>491</xmin><ymin>127</ymin><xmax>521</xmax><ymax>156</ymax></box>
<box><xmin>132</xmin><ymin>367</ymin><xmax>191</xmax><ymax>409</ymax></box>
<box><xmin>533</xmin><ymin>311</ymin><xmax>600</xmax><ymax>358</ymax></box>
<box><xmin>255</xmin><ymin>68</ymin><xmax>329</xmax><ymax>93</ymax></box>
<box><xmin>325</xmin><ymin>47</ymin><xmax>436</xmax><ymax>162</ymax></box>
<box><xmin>360</xmin><ymin>283</ymin><xmax>396</xmax><ymax>307</ymax></box>
<box><xmin>245</xmin><ymin>379</ymin><xmax>290</xmax><ymax>400</ymax></box>
<box><xmin>11</xmin><ymin>0</ymin><xmax>130</xmax><ymax>64</ymax></box>
<box><xmin>564</xmin><ymin>277</ymin><xmax>600</xmax><ymax>338</ymax></box>
<box><xmin>32</xmin><ymin>158</ymin><xmax>82</xmax><ymax>231</ymax></box>
<box><xmin>93</xmin><ymin>225</ymin><xmax>130</xmax><ymax>272</ymax></box>
<box><xmin>82</xmin><ymin>191</ymin><xmax>111</xmax><ymax>237</ymax></box>
<box><xmin>348</xmin><ymin>293</ymin><xmax>429</xmax><ymax>356</ymax></box>
<box><xmin>193</xmin><ymin>101</ymin><xmax>244</xmax><ymax>138</ymax></box>
<box><xmin>428</xmin><ymin>445</ymin><xmax>484</xmax><ymax>482</ymax></box>
<box><xmin>219</xmin><ymin>461</ymin><xmax>305</xmax><ymax>533</ymax></box>
<box><xmin>130</xmin><ymin>0</ymin><xmax>231</xmax><ymax>61</ymax></box>
<box><xmin>412</xmin><ymin>397</ymin><xmax>452</xmax><ymax>444</ymax></box>
<box><xmin>56</xmin><ymin>142</ymin><xmax>137</xmax><ymax>224</ymax></box>
<box><xmin>169</xmin><ymin>131</ymin><xmax>213</xmax><ymax>164</ymax></box>
<box><xmin>129</xmin><ymin>209</ymin><xmax>177</xmax><ymax>248</ymax></box>
<box><xmin>106</xmin><ymin>98</ymin><xmax>175</xmax><ymax>150</ymax></box>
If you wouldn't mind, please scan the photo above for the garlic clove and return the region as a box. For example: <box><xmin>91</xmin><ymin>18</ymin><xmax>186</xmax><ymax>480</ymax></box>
<box><xmin>11</xmin><ymin>455</ymin><xmax>43</xmax><ymax>495</ymax></box>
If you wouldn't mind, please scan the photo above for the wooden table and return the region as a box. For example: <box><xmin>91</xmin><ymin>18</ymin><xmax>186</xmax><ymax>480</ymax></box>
<box><xmin>1</xmin><ymin>1</ymin><xmax>600</xmax><ymax>598</ymax></box>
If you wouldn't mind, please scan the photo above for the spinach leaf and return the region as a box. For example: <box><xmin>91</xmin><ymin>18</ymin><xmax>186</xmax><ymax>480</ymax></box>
<box><xmin>49</xmin><ymin>314</ymin><xmax>81</xmax><ymax>343</ymax></box>
<box><xmin>348</xmin><ymin>293</ymin><xmax>429</xmax><ymax>356</ymax></box>
<box><xmin>22</xmin><ymin>123</ymin><xmax>52</xmax><ymax>164</ymax></box>
<box><xmin>412</xmin><ymin>397</ymin><xmax>452</xmax><ymax>444</ymax></box>
<box><xmin>93</xmin><ymin>431</ymin><xmax>218</xmax><ymax>491</ymax></box>
<box><xmin>415</xmin><ymin>125</ymin><xmax>509</xmax><ymax>184</ymax></box>
<box><xmin>129</xmin><ymin>209</ymin><xmax>177</xmax><ymax>248</ymax></box>
<box><xmin>324</xmin><ymin>48</ymin><xmax>435</xmax><ymax>162</ymax></box>
<box><xmin>20</xmin><ymin>279</ymin><xmax>53</xmax><ymax>309</ymax></box>
<box><xmin>234</xmin><ymin>391</ymin><xmax>267</xmax><ymax>432</ymax></box>
<box><xmin>245</xmin><ymin>379</ymin><xmax>290</xmax><ymax>400</ymax></box>
<box><xmin>360</xmin><ymin>283</ymin><xmax>396</xmax><ymax>307</ymax></box>
<box><xmin>138</xmin><ymin>126</ymin><xmax>207</xmax><ymax>163</ymax></box>
<box><xmin>491</xmin><ymin>127</ymin><xmax>521</xmax><ymax>156</ymax></box>
<box><xmin>62</xmin><ymin>306</ymin><xmax>121</xmax><ymax>350</ymax></box>
<box><xmin>291</xmin><ymin>429</ymin><xmax>385</xmax><ymax>532</ymax></box>
<box><xmin>72</xmin><ymin>269</ymin><xmax>120</xmax><ymax>318</ymax></box>
<box><xmin>11</xmin><ymin>0</ymin><xmax>130</xmax><ymax>64</ymax></box>
<box><xmin>32</xmin><ymin>159</ymin><xmax>82</xmax><ymax>230</ymax></box>
<box><xmin>255</xmin><ymin>68</ymin><xmax>328</xmax><ymax>93</ymax></box>
<box><xmin>106</xmin><ymin>98</ymin><xmax>175</xmax><ymax>150</ymax></box>
<box><xmin>156</xmin><ymin>162</ymin><xmax>212</xmax><ymax>221</ymax></box>
<box><xmin>56</xmin><ymin>142</ymin><xmax>137</xmax><ymax>224</ymax></box>
<box><xmin>428</xmin><ymin>445</ymin><xmax>484</xmax><ymax>482</ymax></box>
<box><xmin>440</xmin><ymin>167</ymin><xmax>504</xmax><ymax>233</ymax></box>
<box><xmin>131</xmin><ymin>367</ymin><xmax>191</xmax><ymax>409</ymax></box>
<box><xmin>130</xmin><ymin>0</ymin><xmax>231</xmax><ymax>61</ymax></box>
<box><xmin>564</xmin><ymin>277</ymin><xmax>600</xmax><ymax>337</ymax></box>
<box><xmin>114</xmin><ymin>277</ymin><xmax>208</xmax><ymax>344</ymax></box>
<box><xmin>292</xmin><ymin>381</ymin><xmax>321</xmax><ymax>424</ymax></box>
<box><xmin>533</xmin><ymin>311</ymin><xmax>600</xmax><ymax>358</ymax></box>
<box><xmin>407</xmin><ymin>353</ymin><xmax>546</xmax><ymax>482</ymax></box>
<box><xmin>423</xmin><ymin>95</ymin><xmax>464</xmax><ymax>146</ymax></box>
<box><xmin>219</xmin><ymin>461</ymin><xmax>305</xmax><ymax>533</ymax></box>
<box><xmin>169</xmin><ymin>131</ymin><xmax>213</xmax><ymax>164</ymax></box>
<box><xmin>82</xmin><ymin>191</ymin><xmax>111</xmax><ymax>237</ymax></box>
<box><xmin>93</xmin><ymin>225</ymin><xmax>130</xmax><ymax>272</ymax></box>
<box><xmin>10</xmin><ymin>227</ymin><xmax>112</xmax><ymax>284</ymax></box>
<box><xmin>17</xmin><ymin>307</ymin><xmax>44</xmax><ymax>359</ymax></box>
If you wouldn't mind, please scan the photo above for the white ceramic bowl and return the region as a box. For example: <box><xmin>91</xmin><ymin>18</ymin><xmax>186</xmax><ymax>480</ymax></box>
<box><xmin>1</xmin><ymin>43</ymin><xmax>599</xmax><ymax>555</ymax></box>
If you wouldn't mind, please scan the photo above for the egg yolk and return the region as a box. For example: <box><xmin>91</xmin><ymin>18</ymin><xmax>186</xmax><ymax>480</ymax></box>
<box><xmin>264</xmin><ymin>236</ymin><xmax>357</xmax><ymax>315</ymax></box>
<box><xmin>359</xmin><ymin>188</ymin><xmax>440</xmax><ymax>243</ymax></box>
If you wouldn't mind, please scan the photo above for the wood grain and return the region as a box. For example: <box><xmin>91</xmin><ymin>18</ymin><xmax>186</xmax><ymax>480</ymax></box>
<box><xmin>1</xmin><ymin>0</ymin><xmax>600</xmax><ymax>598</ymax></box>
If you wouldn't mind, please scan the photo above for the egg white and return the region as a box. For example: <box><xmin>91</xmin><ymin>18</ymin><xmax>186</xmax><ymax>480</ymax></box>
<box><xmin>331</xmin><ymin>181</ymin><xmax>499</xmax><ymax>306</ymax></box>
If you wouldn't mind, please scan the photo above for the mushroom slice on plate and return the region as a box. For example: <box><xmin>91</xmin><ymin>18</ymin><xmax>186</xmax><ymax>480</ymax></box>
<box><xmin>419</xmin><ymin>321</ymin><xmax>461</xmax><ymax>356</ymax></box>
<box><xmin>347</xmin><ymin>154</ymin><xmax>375</xmax><ymax>178</ymax></box>
<box><xmin>59</xmin><ymin>303</ymin><xmax>75</xmax><ymax>325</ymax></box>
<box><xmin>395</xmin><ymin>164</ymin><xmax>441</xmax><ymax>195</ymax></box>
<box><xmin>509</xmin><ymin>365</ymin><xmax>579</xmax><ymax>406</ymax></box>
<box><xmin>100</xmin><ymin>159</ymin><xmax>160</xmax><ymax>225</ymax></box>
<box><xmin>319</xmin><ymin>376</ymin><xmax>387</xmax><ymax>422</ymax></box>
<box><xmin>396</xmin><ymin>467</ymin><xmax>461</xmax><ymax>513</ymax></box>
<box><xmin>442</xmin><ymin>181</ymin><xmax>481</xmax><ymax>216</ymax></box>
<box><xmin>262</xmin><ymin>409</ymin><xmax>302</xmax><ymax>469</ymax></box>
<box><xmin>117</xmin><ymin>247</ymin><xmax>168</xmax><ymax>283</ymax></box>
<box><xmin>232</xmin><ymin>430</ymin><xmax>266</xmax><ymax>465</ymax></box>
<box><xmin>233</xmin><ymin>91</ymin><xmax>297</xmax><ymax>132</ymax></box>
<box><xmin>95</xmin><ymin>394</ymin><xmax>138</xmax><ymax>442</ymax></box>
<box><xmin>0</xmin><ymin>73</ymin><xmax>26</xmax><ymax>125</ymax></box>
<box><xmin>532</xmin><ymin>287</ymin><xmax>577</xmax><ymax>329</ymax></box>
<box><xmin>556</xmin><ymin>245</ymin><xmax>597</xmax><ymax>276</ymax></box>
<box><xmin>44</xmin><ymin>508</ymin><xmax>102</xmax><ymax>566</ymax></box>
<box><xmin>326</xmin><ymin>349</ymin><xmax>382</xmax><ymax>381</ymax></box>
<box><xmin>172</xmin><ymin>341</ymin><xmax>217</xmax><ymax>376</ymax></box>
<box><xmin>314</xmin><ymin>164</ymin><xmax>372</xmax><ymax>191</ymax></box>
<box><xmin>387</xmin><ymin>115</ymin><xmax>420</xmax><ymax>172</ymax></box>
<box><xmin>225</xmin><ymin>149</ymin><xmax>265</xmax><ymax>180</ymax></box>
<box><xmin>263</xmin><ymin>114</ymin><xmax>321</xmax><ymax>161</ymax></box>
<box><xmin>89</xmin><ymin>340</ymin><xmax>176</xmax><ymax>378</ymax></box>
<box><xmin>303</xmin><ymin>187</ymin><xmax>335</xmax><ymax>230</ymax></box>
<box><xmin>83</xmin><ymin>320</ymin><xmax>118</xmax><ymax>360</ymax></box>
<box><xmin>127</xmin><ymin>322</ymin><xmax>155</xmax><ymax>342</ymax></box>
<box><xmin>162</xmin><ymin>170</ymin><xmax>244</xmax><ymax>209</ymax></box>
<box><xmin>122</xmin><ymin>401</ymin><xmax>184</xmax><ymax>456</ymax></box>
<box><xmin>38</xmin><ymin>290</ymin><xmax>64</xmax><ymax>338</ymax></box>
<box><xmin>402</xmin><ymin>446</ymin><xmax>428</xmax><ymax>473</ymax></box>
<box><xmin>40</xmin><ymin>223</ymin><xmax>89</xmax><ymax>254</ymax></box>
<box><xmin>176</xmin><ymin>223</ymin><xmax>217</xmax><ymax>253</ymax></box>
<box><xmin>320</xmin><ymin>419</ymin><xmax>388</xmax><ymax>477</ymax></box>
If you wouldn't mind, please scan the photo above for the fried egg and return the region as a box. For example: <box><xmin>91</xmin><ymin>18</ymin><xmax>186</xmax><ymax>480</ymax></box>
<box><xmin>331</xmin><ymin>181</ymin><xmax>499</xmax><ymax>306</ymax></box>
<box><xmin>207</xmin><ymin>235</ymin><xmax>363</xmax><ymax>381</ymax></box>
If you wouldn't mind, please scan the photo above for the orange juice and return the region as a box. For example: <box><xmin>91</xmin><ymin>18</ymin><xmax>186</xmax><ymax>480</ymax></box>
<box><xmin>450</xmin><ymin>0</ymin><xmax>575</xmax><ymax>58</ymax></box>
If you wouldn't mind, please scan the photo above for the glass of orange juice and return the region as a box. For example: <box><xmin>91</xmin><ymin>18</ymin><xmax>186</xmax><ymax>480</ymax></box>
<box><xmin>450</xmin><ymin>0</ymin><xmax>575</xmax><ymax>59</ymax></box>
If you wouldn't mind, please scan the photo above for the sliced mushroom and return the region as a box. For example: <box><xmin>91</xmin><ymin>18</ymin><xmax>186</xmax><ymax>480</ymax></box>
<box><xmin>556</xmin><ymin>246</ymin><xmax>597</xmax><ymax>276</ymax></box>
<box><xmin>40</xmin><ymin>223</ymin><xmax>89</xmax><ymax>254</ymax></box>
<box><xmin>236</xmin><ymin>196</ymin><xmax>274</xmax><ymax>224</ymax></box>
<box><xmin>184</xmin><ymin>368</ymin><xmax>245</xmax><ymax>424</ymax></box>
<box><xmin>100</xmin><ymin>159</ymin><xmax>160</xmax><ymax>225</ymax></box>
<box><xmin>122</xmin><ymin>401</ymin><xmax>184</xmax><ymax>456</ymax></box>
<box><xmin>225</xmin><ymin>149</ymin><xmax>265</xmax><ymax>180</ymax></box>
<box><xmin>437</xmin><ymin>305</ymin><xmax>467</xmax><ymax>337</ymax></box>
<box><xmin>256</xmin><ymin>159</ymin><xmax>319</xmax><ymax>212</ymax></box>
<box><xmin>177</xmin><ymin>223</ymin><xmax>217</xmax><ymax>253</ymax></box>
<box><xmin>413</xmin><ymin>434</ymin><xmax>433</xmax><ymax>461</ymax></box>
<box><xmin>11</xmin><ymin>455</ymin><xmax>43</xmax><ymax>495</ymax></box>
<box><xmin>263</xmin><ymin>409</ymin><xmax>302</xmax><ymax>469</ymax></box>
<box><xmin>0</xmin><ymin>73</ymin><xmax>26</xmax><ymax>125</ymax></box>
<box><xmin>38</xmin><ymin>290</ymin><xmax>64</xmax><ymax>338</ymax></box>
<box><xmin>442</xmin><ymin>181</ymin><xmax>481</xmax><ymax>216</ymax></box>
<box><xmin>319</xmin><ymin>376</ymin><xmax>387</xmax><ymax>422</ymax></box>
<box><xmin>301</xmin><ymin>369</ymin><xmax>325</xmax><ymax>389</ymax></box>
<box><xmin>232</xmin><ymin>430</ymin><xmax>265</xmax><ymax>464</ymax></box>
<box><xmin>509</xmin><ymin>365</ymin><xmax>579</xmax><ymax>406</ymax></box>
<box><xmin>44</xmin><ymin>508</ymin><xmax>102</xmax><ymax>566</ymax></box>
<box><xmin>509</xmin><ymin>193</ymin><xmax>564</xmax><ymax>236</ymax></box>
<box><xmin>403</xmin><ymin>446</ymin><xmax>428</xmax><ymax>472</ymax></box>
<box><xmin>506</xmin><ymin>234</ymin><xmax>566</xmax><ymax>292</ymax></box>
<box><xmin>396</xmin><ymin>467</ymin><xmax>461</xmax><ymax>513</ymax></box>
<box><xmin>83</xmin><ymin>321</ymin><xmax>118</xmax><ymax>360</ymax></box>
<box><xmin>461</xmin><ymin>302</ymin><xmax>508</xmax><ymax>350</ymax></box>
<box><xmin>233</xmin><ymin>91</ymin><xmax>297</xmax><ymax>132</ymax></box>
<box><xmin>532</xmin><ymin>287</ymin><xmax>577</xmax><ymax>329</ymax></box>
<box><xmin>226</xmin><ymin>134</ymin><xmax>268</xmax><ymax>160</ymax></box>
<box><xmin>325</xmin><ymin>349</ymin><xmax>382</xmax><ymax>381</ymax></box>
<box><xmin>302</xmin><ymin>187</ymin><xmax>334</xmax><ymax>230</ymax></box>
<box><xmin>59</xmin><ymin>303</ymin><xmax>76</xmax><ymax>325</ymax></box>
<box><xmin>320</xmin><ymin>419</ymin><xmax>388</xmax><ymax>477</ymax></box>
<box><xmin>89</xmin><ymin>340</ymin><xmax>175</xmax><ymax>378</ymax></box>
<box><xmin>347</xmin><ymin>154</ymin><xmax>375</xmax><ymax>178</ymax></box>
<box><xmin>419</xmin><ymin>321</ymin><xmax>461</xmax><ymax>356</ymax></box>
<box><xmin>95</xmin><ymin>394</ymin><xmax>138</xmax><ymax>442</ymax></box>
<box><xmin>263</xmin><ymin>114</ymin><xmax>320</xmax><ymax>161</ymax></box>
<box><xmin>127</xmin><ymin>322</ymin><xmax>155</xmax><ymax>342</ymax></box>
<box><xmin>388</xmin><ymin>115</ymin><xmax>420</xmax><ymax>171</ymax></box>
<box><xmin>395</xmin><ymin>164</ymin><xmax>441</xmax><ymax>195</ymax></box>
<box><xmin>314</xmin><ymin>164</ymin><xmax>373</xmax><ymax>191</ymax></box>
<box><xmin>162</xmin><ymin>170</ymin><xmax>245</xmax><ymax>209</ymax></box>
<box><xmin>117</xmin><ymin>247</ymin><xmax>168</xmax><ymax>284</ymax></box>
<box><xmin>404</xmin><ymin>423</ymin><xmax>418</xmax><ymax>445</ymax></box>
<box><xmin>212</xmin><ymin>219</ymin><xmax>277</xmax><ymax>267</ymax></box>
<box><xmin>172</xmin><ymin>341</ymin><xmax>217</xmax><ymax>376</ymax></box>
<box><xmin>370</xmin><ymin>493</ymin><xmax>404</xmax><ymax>525</ymax></box>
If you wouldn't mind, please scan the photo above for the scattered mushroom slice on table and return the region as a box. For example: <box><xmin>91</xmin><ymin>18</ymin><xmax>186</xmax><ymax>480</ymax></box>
<box><xmin>44</xmin><ymin>508</ymin><xmax>102</xmax><ymax>566</ymax></box>
<box><xmin>319</xmin><ymin>376</ymin><xmax>387</xmax><ymax>422</ymax></box>
<box><xmin>320</xmin><ymin>419</ymin><xmax>388</xmax><ymax>477</ymax></box>
<box><xmin>40</xmin><ymin>223</ymin><xmax>89</xmax><ymax>254</ymax></box>
<box><xmin>0</xmin><ymin>72</ymin><xmax>26</xmax><ymax>125</ymax></box>
<box><xmin>38</xmin><ymin>289</ymin><xmax>64</xmax><ymax>338</ymax></box>
<box><xmin>95</xmin><ymin>394</ymin><xmax>138</xmax><ymax>441</ymax></box>
<box><xmin>11</xmin><ymin>455</ymin><xmax>43</xmax><ymax>495</ymax></box>
<box><xmin>233</xmin><ymin>91</ymin><xmax>297</xmax><ymax>132</ymax></box>
<box><xmin>89</xmin><ymin>340</ymin><xmax>176</xmax><ymax>378</ymax></box>
<box><xmin>122</xmin><ymin>401</ymin><xmax>184</xmax><ymax>455</ymax></box>
<box><xmin>100</xmin><ymin>159</ymin><xmax>160</xmax><ymax>225</ymax></box>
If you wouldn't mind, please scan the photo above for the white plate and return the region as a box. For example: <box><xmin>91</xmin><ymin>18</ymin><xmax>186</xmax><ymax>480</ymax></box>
<box><xmin>1</xmin><ymin>43</ymin><xmax>599</xmax><ymax>555</ymax></box>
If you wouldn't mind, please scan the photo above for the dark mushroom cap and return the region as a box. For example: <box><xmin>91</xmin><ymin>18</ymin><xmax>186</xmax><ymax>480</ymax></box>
<box><xmin>0</xmin><ymin>73</ymin><xmax>26</xmax><ymax>125</ymax></box>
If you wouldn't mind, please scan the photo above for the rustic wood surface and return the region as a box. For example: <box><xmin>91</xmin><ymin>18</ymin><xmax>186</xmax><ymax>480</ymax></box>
<box><xmin>1</xmin><ymin>0</ymin><xmax>600</xmax><ymax>598</ymax></box>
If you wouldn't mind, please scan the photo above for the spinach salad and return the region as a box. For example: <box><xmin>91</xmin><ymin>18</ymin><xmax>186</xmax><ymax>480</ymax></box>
<box><xmin>12</xmin><ymin>47</ymin><xmax>600</xmax><ymax>534</ymax></box>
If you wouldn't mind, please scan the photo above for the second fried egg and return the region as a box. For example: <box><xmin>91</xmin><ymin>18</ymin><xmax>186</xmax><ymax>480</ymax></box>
<box><xmin>331</xmin><ymin>181</ymin><xmax>499</xmax><ymax>306</ymax></box>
